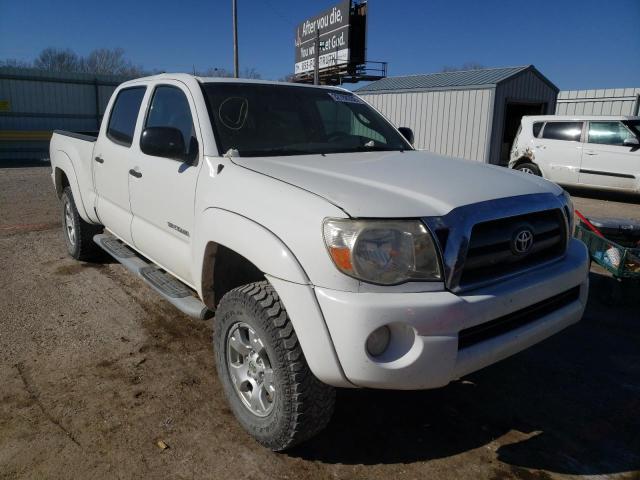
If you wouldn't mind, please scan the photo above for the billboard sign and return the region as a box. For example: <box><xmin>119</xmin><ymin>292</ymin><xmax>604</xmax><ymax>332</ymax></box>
<box><xmin>294</xmin><ymin>1</ymin><xmax>351</xmax><ymax>75</ymax></box>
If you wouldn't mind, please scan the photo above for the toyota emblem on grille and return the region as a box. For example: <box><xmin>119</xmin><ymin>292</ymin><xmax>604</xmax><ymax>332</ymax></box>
<box><xmin>511</xmin><ymin>228</ymin><xmax>534</xmax><ymax>255</ymax></box>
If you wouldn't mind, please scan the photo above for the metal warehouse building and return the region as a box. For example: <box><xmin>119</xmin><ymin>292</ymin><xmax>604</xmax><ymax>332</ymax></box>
<box><xmin>0</xmin><ymin>67</ymin><xmax>131</xmax><ymax>160</ymax></box>
<box><xmin>356</xmin><ymin>65</ymin><xmax>558</xmax><ymax>165</ymax></box>
<box><xmin>556</xmin><ymin>87</ymin><xmax>640</xmax><ymax>116</ymax></box>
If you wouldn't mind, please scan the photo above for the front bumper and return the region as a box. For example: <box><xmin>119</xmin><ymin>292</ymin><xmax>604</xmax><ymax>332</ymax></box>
<box><xmin>315</xmin><ymin>238</ymin><xmax>589</xmax><ymax>389</ymax></box>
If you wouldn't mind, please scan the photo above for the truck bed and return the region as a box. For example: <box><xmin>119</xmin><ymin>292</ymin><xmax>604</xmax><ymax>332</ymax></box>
<box><xmin>53</xmin><ymin>130</ymin><xmax>98</xmax><ymax>142</ymax></box>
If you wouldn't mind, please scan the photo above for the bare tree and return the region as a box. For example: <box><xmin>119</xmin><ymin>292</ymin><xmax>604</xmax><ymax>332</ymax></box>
<box><xmin>195</xmin><ymin>67</ymin><xmax>261</xmax><ymax>79</ymax></box>
<box><xmin>34</xmin><ymin>48</ymin><xmax>81</xmax><ymax>72</ymax></box>
<box><xmin>241</xmin><ymin>67</ymin><xmax>261</xmax><ymax>79</ymax></box>
<box><xmin>0</xmin><ymin>58</ymin><xmax>32</xmax><ymax>68</ymax></box>
<box><xmin>278</xmin><ymin>73</ymin><xmax>296</xmax><ymax>83</ymax></box>
<box><xmin>81</xmin><ymin>48</ymin><xmax>144</xmax><ymax>76</ymax></box>
<box><xmin>197</xmin><ymin>67</ymin><xmax>234</xmax><ymax>77</ymax></box>
<box><xmin>440</xmin><ymin>62</ymin><xmax>486</xmax><ymax>73</ymax></box>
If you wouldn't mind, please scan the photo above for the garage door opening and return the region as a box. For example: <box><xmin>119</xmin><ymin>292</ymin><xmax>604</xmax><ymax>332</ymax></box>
<box><xmin>501</xmin><ymin>102</ymin><xmax>546</xmax><ymax>165</ymax></box>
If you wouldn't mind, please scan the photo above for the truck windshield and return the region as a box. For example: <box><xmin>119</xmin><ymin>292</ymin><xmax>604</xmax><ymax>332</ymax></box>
<box><xmin>201</xmin><ymin>83</ymin><xmax>411</xmax><ymax>157</ymax></box>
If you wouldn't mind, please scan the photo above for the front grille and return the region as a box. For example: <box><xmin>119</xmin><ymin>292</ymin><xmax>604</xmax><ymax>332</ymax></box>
<box><xmin>458</xmin><ymin>286</ymin><xmax>580</xmax><ymax>350</ymax></box>
<box><xmin>460</xmin><ymin>209</ymin><xmax>566</xmax><ymax>287</ymax></box>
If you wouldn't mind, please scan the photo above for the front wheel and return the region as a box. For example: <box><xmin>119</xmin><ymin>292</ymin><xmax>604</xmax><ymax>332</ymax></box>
<box><xmin>515</xmin><ymin>162</ymin><xmax>542</xmax><ymax>176</ymax></box>
<box><xmin>213</xmin><ymin>281</ymin><xmax>335</xmax><ymax>451</ymax></box>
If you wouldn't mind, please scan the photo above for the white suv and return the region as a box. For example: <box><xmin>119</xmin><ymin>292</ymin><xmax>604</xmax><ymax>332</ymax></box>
<box><xmin>509</xmin><ymin>115</ymin><xmax>640</xmax><ymax>194</ymax></box>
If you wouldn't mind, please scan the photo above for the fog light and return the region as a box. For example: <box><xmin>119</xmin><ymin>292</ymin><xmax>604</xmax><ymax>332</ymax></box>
<box><xmin>366</xmin><ymin>326</ymin><xmax>391</xmax><ymax>357</ymax></box>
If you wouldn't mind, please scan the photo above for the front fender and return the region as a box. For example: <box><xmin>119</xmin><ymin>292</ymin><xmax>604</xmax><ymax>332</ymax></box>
<box><xmin>192</xmin><ymin>208</ymin><xmax>309</xmax><ymax>299</ymax></box>
<box><xmin>191</xmin><ymin>208</ymin><xmax>352</xmax><ymax>387</ymax></box>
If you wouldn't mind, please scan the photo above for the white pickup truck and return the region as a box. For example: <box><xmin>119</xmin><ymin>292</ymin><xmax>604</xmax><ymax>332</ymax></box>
<box><xmin>50</xmin><ymin>73</ymin><xmax>589</xmax><ymax>450</ymax></box>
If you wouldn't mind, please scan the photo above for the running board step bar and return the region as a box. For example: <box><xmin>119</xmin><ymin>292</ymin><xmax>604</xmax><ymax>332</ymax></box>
<box><xmin>94</xmin><ymin>233</ymin><xmax>213</xmax><ymax>320</ymax></box>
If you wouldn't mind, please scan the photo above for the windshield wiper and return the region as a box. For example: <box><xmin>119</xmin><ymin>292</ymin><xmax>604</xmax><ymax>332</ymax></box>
<box><xmin>351</xmin><ymin>145</ymin><xmax>404</xmax><ymax>152</ymax></box>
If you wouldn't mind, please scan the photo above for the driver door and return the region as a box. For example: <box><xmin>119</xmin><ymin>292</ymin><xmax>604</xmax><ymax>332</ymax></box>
<box><xmin>128</xmin><ymin>82</ymin><xmax>202</xmax><ymax>285</ymax></box>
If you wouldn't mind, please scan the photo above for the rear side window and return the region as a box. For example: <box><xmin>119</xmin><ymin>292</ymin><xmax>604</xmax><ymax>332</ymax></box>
<box><xmin>107</xmin><ymin>87</ymin><xmax>146</xmax><ymax>146</ymax></box>
<box><xmin>587</xmin><ymin>121</ymin><xmax>635</xmax><ymax>146</ymax></box>
<box><xmin>532</xmin><ymin>122</ymin><xmax>543</xmax><ymax>137</ymax></box>
<box><xmin>542</xmin><ymin>121</ymin><xmax>582</xmax><ymax>141</ymax></box>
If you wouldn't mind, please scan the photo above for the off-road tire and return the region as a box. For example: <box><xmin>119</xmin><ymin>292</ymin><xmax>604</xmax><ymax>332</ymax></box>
<box><xmin>515</xmin><ymin>162</ymin><xmax>542</xmax><ymax>176</ymax></box>
<box><xmin>61</xmin><ymin>187</ymin><xmax>103</xmax><ymax>261</ymax></box>
<box><xmin>214</xmin><ymin>281</ymin><xmax>335</xmax><ymax>451</ymax></box>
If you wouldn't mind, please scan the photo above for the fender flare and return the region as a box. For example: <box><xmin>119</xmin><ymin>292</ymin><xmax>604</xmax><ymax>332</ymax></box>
<box><xmin>192</xmin><ymin>208</ymin><xmax>351</xmax><ymax>387</ymax></box>
<box><xmin>52</xmin><ymin>150</ymin><xmax>92</xmax><ymax>223</ymax></box>
<box><xmin>192</xmin><ymin>208</ymin><xmax>309</xmax><ymax>301</ymax></box>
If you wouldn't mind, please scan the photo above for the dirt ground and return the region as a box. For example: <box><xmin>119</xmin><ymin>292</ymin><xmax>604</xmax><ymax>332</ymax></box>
<box><xmin>1</xmin><ymin>161</ymin><xmax>639</xmax><ymax>480</ymax></box>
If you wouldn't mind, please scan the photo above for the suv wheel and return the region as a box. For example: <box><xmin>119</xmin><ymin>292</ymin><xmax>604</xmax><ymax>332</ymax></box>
<box><xmin>213</xmin><ymin>281</ymin><xmax>335</xmax><ymax>451</ymax></box>
<box><xmin>515</xmin><ymin>162</ymin><xmax>542</xmax><ymax>176</ymax></box>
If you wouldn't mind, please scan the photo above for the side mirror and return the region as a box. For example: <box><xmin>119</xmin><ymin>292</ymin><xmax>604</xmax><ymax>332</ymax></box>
<box><xmin>398</xmin><ymin>127</ymin><xmax>414</xmax><ymax>146</ymax></box>
<box><xmin>140</xmin><ymin>127</ymin><xmax>187</xmax><ymax>160</ymax></box>
<box><xmin>623</xmin><ymin>137</ymin><xmax>639</xmax><ymax>147</ymax></box>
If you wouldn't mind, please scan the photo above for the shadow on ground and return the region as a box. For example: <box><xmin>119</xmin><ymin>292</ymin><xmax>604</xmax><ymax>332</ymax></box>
<box><xmin>289</xmin><ymin>270</ymin><xmax>640</xmax><ymax>476</ymax></box>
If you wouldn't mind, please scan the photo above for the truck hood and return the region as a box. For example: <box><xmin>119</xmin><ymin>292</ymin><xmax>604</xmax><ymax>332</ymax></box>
<box><xmin>233</xmin><ymin>150</ymin><xmax>562</xmax><ymax>217</ymax></box>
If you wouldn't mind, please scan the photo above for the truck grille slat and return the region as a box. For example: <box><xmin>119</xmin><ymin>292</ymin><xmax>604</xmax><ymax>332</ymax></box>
<box><xmin>460</xmin><ymin>209</ymin><xmax>566</xmax><ymax>286</ymax></box>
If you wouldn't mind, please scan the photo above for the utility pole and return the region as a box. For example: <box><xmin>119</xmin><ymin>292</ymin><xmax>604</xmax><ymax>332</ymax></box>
<box><xmin>233</xmin><ymin>0</ymin><xmax>239</xmax><ymax>78</ymax></box>
<box><xmin>313</xmin><ymin>29</ymin><xmax>320</xmax><ymax>85</ymax></box>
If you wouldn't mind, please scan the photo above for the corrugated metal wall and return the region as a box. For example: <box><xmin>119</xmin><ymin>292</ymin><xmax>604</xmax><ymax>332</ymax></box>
<box><xmin>359</xmin><ymin>88</ymin><xmax>494</xmax><ymax>162</ymax></box>
<box><xmin>489</xmin><ymin>70</ymin><xmax>558</xmax><ymax>165</ymax></box>
<box><xmin>556</xmin><ymin>88</ymin><xmax>640</xmax><ymax>116</ymax></box>
<box><xmin>0</xmin><ymin>67</ymin><xmax>130</xmax><ymax>160</ymax></box>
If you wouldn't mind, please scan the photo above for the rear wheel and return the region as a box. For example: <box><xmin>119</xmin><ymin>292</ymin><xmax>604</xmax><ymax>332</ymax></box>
<box><xmin>61</xmin><ymin>187</ymin><xmax>103</xmax><ymax>261</ymax></box>
<box><xmin>213</xmin><ymin>281</ymin><xmax>335</xmax><ymax>451</ymax></box>
<box><xmin>515</xmin><ymin>162</ymin><xmax>542</xmax><ymax>176</ymax></box>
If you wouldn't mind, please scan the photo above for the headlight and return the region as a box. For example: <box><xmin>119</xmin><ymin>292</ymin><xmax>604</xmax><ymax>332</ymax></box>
<box><xmin>322</xmin><ymin>218</ymin><xmax>442</xmax><ymax>285</ymax></box>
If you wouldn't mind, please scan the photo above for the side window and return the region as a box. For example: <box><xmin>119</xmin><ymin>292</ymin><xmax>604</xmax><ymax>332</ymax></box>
<box><xmin>541</xmin><ymin>121</ymin><xmax>582</xmax><ymax>142</ymax></box>
<box><xmin>532</xmin><ymin>122</ymin><xmax>543</xmax><ymax>137</ymax></box>
<box><xmin>145</xmin><ymin>86</ymin><xmax>197</xmax><ymax>158</ymax></box>
<box><xmin>587</xmin><ymin>121</ymin><xmax>634</xmax><ymax>146</ymax></box>
<box><xmin>107</xmin><ymin>87</ymin><xmax>146</xmax><ymax>146</ymax></box>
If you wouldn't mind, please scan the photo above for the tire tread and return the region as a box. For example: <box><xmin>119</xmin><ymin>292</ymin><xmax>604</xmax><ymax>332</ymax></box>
<box><xmin>215</xmin><ymin>280</ymin><xmax>335</xmax><ymax>450</ymax></box>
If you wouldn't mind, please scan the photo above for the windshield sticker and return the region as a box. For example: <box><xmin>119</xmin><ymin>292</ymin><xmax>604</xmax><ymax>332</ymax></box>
<box><xmin>218</xmin><ymin>97</ymin><xmax>249</xmax><ymax>130</ymax></box>
<box><xmin>328</xmin><ymin>92</ymin><xmax>363</xmax><ymax>104</ymax></box>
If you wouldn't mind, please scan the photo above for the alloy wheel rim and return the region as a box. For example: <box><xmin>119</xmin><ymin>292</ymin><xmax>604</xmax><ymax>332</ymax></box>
<box><xmin>226</xmin><ymin>321</ymin><xmax>275</xmax><ymax>417</ymax></box>
<box><xmin>64</xmin><ymin>202</ymin><xmax>76</xmax><ymax>246</ymax></box>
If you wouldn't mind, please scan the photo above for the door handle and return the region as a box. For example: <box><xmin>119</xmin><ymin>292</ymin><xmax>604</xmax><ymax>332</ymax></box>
<box><xmin>584</xmin><ymin>151</ymin><xmax>597</xmax><ymax>156</ymax></box>
<box><xmin>129</xmin><ymin>169</ymin><xmax>142</xmax><ymax>178</ymax></box>
<box><xmin>94</xmin><ymin>156</ymin><xmax>104</xmax><ymax>163</ymax></box>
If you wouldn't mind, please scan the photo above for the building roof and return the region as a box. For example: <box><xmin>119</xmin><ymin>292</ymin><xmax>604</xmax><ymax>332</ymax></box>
<box><xmin>355</xmin><ymin>65</ymin><xmax>557</xmax><ymax>93</ymax></box>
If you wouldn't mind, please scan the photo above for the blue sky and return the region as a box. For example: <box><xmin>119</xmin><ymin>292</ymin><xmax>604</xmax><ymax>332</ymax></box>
<box><xmin>1</xmin><ymin>0</ymin><xmax>639</xmax><ymax>89</ymax></box>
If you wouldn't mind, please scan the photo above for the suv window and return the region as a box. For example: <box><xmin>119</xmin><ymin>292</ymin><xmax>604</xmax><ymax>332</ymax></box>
<box><xmin>542</xmin><ymin>121</ymin><xmax>582</xmax><ymax>141</ymax></box>
<box><xmin>532</xmin><ymin>122</ymin><xmax>543</xmax><ymax>137</ymax></box>
<box><xmin>587</xmin><ymin>121</ymin><xmax>635</xmax><ymax>146</ymax></box>
<box><xmin>145</xmin><ymin>86</ymin><xmax>197</xmax><ymax>159</ymax></box>
<box><xmin>107</xmin><ymin>87</ymin><xmax>146</xmax><ymax>146</ymax></box>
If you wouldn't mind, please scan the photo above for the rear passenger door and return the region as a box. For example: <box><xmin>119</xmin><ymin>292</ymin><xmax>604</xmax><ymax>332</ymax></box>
<box><xmin>579</xmin><ymin>121</ymin><xmax>639</xmax><ymax>191</ymax></box>
<box><xmin>128</xmin><ymin>82</ymin><xmax>201</xmax><ymax>286</ymax></box>
<box><xmin>94</xmin><ymin>86</ymin><xmax>146</xmax><ymax>244</ymax></box>
<box><xmin>534</xmin><ymin>121</ymin><xmax>584</xmax><ymax>185</ymax></box>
